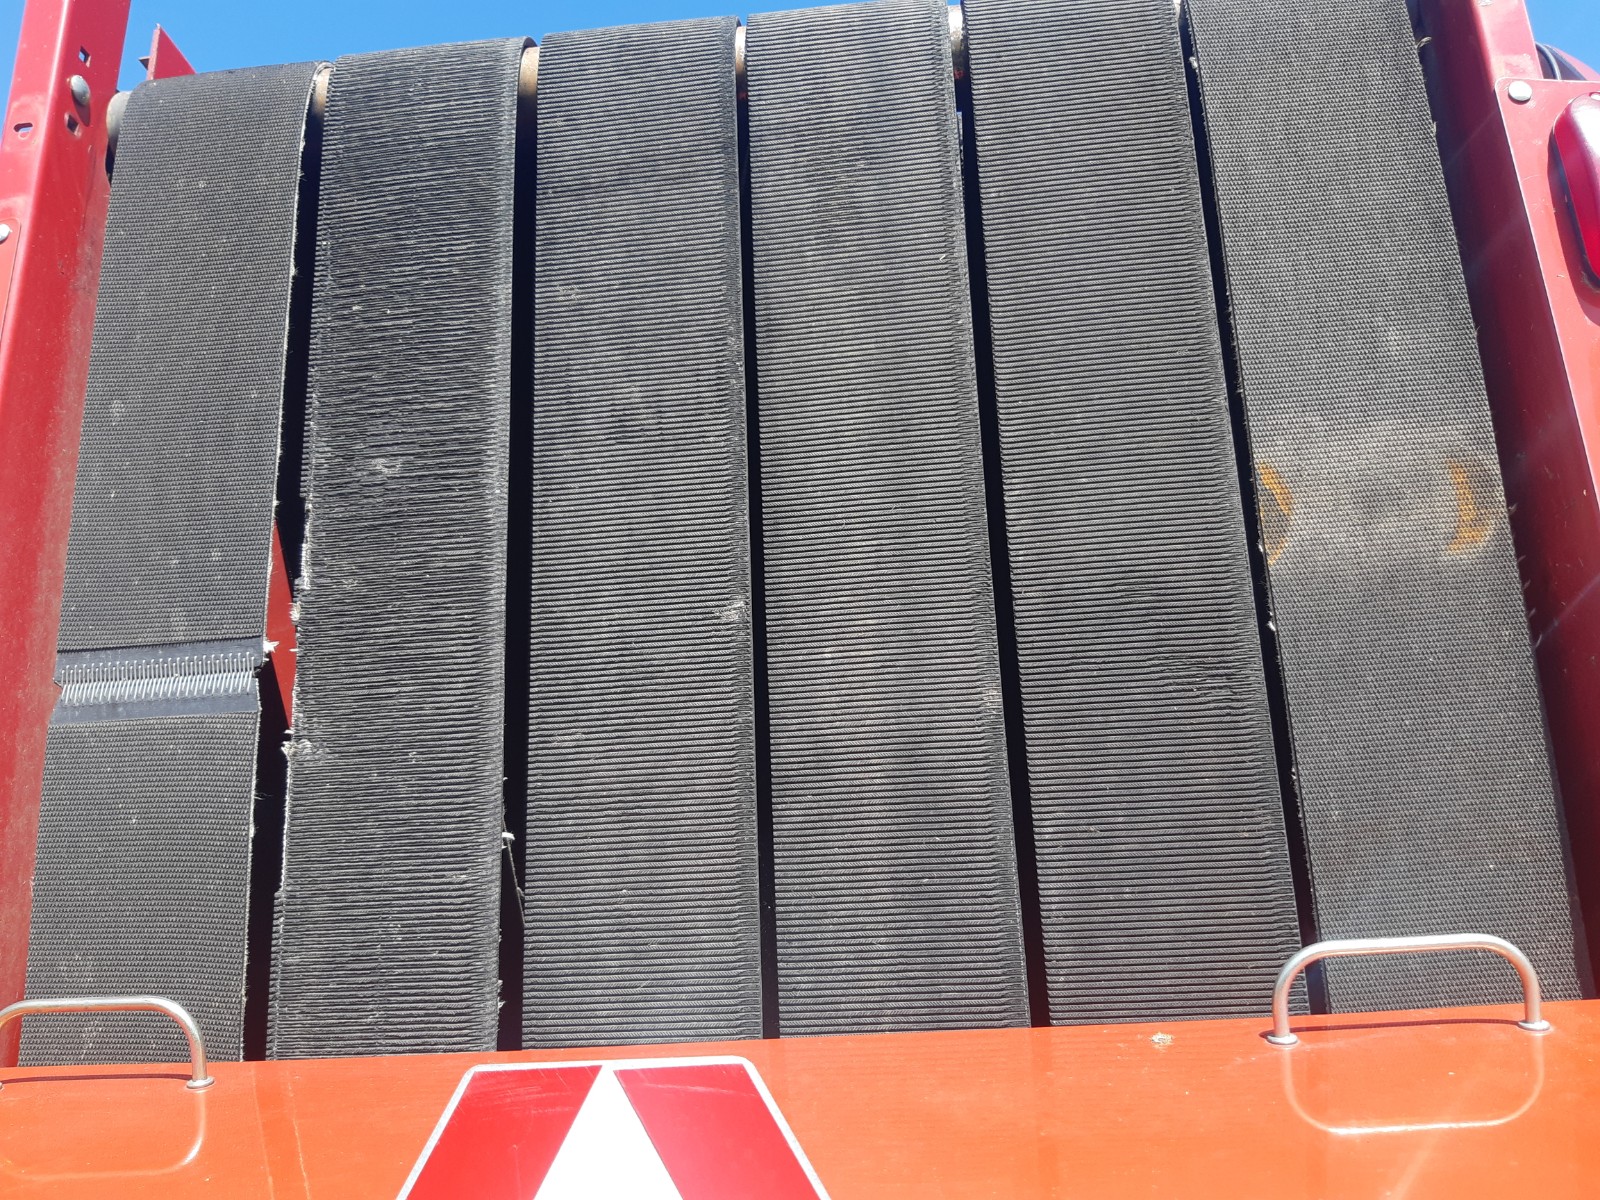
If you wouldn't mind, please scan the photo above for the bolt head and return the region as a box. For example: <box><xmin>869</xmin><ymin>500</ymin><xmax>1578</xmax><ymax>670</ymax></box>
<box><xmin>68</xmin><ymin>74</ymin><xmax>91</xmax><ymax>108</ymax></box>
<box><xmin>0</xmin><ymin>223</ymin><xmax>11</xmax><ymax>244</ymax></box>
<box><xmin>1508</xmin><ymin>80</ymin><xmax>1534</xmax><ymax>104</ymax></box>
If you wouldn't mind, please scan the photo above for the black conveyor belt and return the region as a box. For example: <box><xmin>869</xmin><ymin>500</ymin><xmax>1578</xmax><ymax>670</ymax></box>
<box><xmin>271</xmin><ymin>40</ymin><xmax>522</xmax><ymax>1056</ymax></box>
<box><xmin>1188</xmin><ymin>0</ymin><xmax>1582</xmax><ymax>1009</ymax></box>
<box><xmin>745</xmin><ymin>0</ymin><xmax>1029</xmax><ymax>1035</ymax></box>
<box><xmin>523</xmin><ymin>17</ymin><xmax>761</xmax><ymax>1048</ymax></box>
<box><xmin>26</xmin><ymin>63</ymin><xmax>318</xmax><ymax>1065</ymax></box>
<box><xmin>961</xmin><ymin>0</ymin><xmax>1302</xmax><ymax>1022</ymax></box>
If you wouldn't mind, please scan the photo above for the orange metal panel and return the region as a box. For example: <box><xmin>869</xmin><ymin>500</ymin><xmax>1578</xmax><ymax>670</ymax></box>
<box><xmin>3</xmin><ymin>1001</ymin><xmax>1599</xmax><ymax>1198</ymax></box>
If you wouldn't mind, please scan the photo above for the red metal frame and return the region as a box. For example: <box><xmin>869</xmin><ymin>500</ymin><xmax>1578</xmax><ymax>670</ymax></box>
<box><xmin>1423</xmin><ymin>0</ymin><xmax>1600</xmax><ymax>969</ymax></box>
<box><xmin>0</xmin><ymin>0</ymin><xmax>129</xmax><ymax>1062</ymax></box>
<box><xmin>267</xmin><ymin>528</ymin><xmax>296</xmax><ymax>723</ymax></box>
<box><xmin>0</xmin><ymin>0</ymin><xmax>1592</xmax><ymax>1085</ymax></box>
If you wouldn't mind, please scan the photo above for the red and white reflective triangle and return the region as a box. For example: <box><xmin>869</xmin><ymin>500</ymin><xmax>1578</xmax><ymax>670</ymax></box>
<box><xmin>398</xmin><ymin>1056</ymin><xmax>830</xmax><ymax>1200</ymax></box>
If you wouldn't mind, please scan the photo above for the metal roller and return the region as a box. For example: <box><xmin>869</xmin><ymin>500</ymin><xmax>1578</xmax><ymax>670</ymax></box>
<box><xmin>1187</xmin><ymin>0</ymin><xmax>1583</xmax><ymax>1009</ymax></box>
<box><xmin>270</xmin><ymin>39</ymin><xmax>523</xmax><ymax>1057</ymax></box>
<box><xmin>745</xmin><ymin>0</ymin><xmax>1029</xmax><ymax>1036</ymax></box>
<box><xmin>24</xmin><ymin>62</ymin><xmax>320</xmax><ymax>1065</ymax></box>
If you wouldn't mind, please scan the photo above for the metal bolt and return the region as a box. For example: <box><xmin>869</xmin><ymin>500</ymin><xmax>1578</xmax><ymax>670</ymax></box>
<box><xmin>1508</xmin><ymin>80</ymin><xmax>1534</xmax><ymax>104</ymax></box>
<box><xmin>68</xmin><ymin>74</ymin><xmax>90</xmax><ymax>108</ymax></box>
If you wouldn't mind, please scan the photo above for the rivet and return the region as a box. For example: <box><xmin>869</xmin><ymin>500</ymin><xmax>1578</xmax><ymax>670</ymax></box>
<box><xmin>0</xmin><ymin>223</ymin><xmax>11</xmax><ymax>244</ymax></box>
<box><xmin>1508</xmin><ymin>80</ymin><xmax>1534</xmax><ymax>104</ymax></box>
<box><xmin>68</xmin><ymin>74</ymin><xmax>91</xmax><ymax>108</ymax></box>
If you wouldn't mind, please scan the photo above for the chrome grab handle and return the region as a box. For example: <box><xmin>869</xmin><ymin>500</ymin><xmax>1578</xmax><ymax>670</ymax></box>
<box><xmin>1268</xmin><ymin>934</ymin><xmax>1551</xmax><ymax>1046</ymax></box>
<box><xmin>0</xmin><ymin>996</ymin><xmax>214</xmax><ymax>1090</ymax></box>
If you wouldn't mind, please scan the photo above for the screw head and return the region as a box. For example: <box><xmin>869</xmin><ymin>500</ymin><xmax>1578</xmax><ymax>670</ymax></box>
<box><xmin>1508</xmin><ymin>80</ymin><xmax>1534</xmax><ymax>104</ymax></box>
<box><xmin>68</xmin><ymin>74</ymin><xmax>91</xmax><ymax>108</ymax></box>
<box><xmin>0</xmin><ymin>223</ymin><xmax>12</xmax><ymax>244</ymax></box>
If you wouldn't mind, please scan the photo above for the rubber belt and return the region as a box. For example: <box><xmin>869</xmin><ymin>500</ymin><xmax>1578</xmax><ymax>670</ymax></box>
<box><xmin>270</xmin><ymin>40</ymin><xmax>522</xmax><ymax>1056</ymax></box>
<box><xmin>523</xmin><ymin>18</ymin><xmax>760</xmax><ymax>1048</ymax></box>
<box><xmin>1187</xmin><ymin>0</ymin><xmax>1582</xmax><ymax>1009</ymax></box>
<box><xmin>24</xmin><ymin>63</ymin><xmax>319</xmax><ymax>1065</ymax></box>
<box><xmin>745</xmin><ymin>0</ymin><xmax>1029</xmax><ymax>1036</ymax></box>
<box><xmin>961</xmin><ymin>0</ymin><xmax>1303</xmax><ymax>1022</ymax></box>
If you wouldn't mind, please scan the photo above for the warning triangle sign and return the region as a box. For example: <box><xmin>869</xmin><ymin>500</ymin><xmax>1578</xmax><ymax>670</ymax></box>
<box><xmin>537</xmin><ymin>1069</ymin><xmax>682</xmax><ymax>1199</ymax></box>
<box><xmin>399</xmin><ymin>1056</ymin><xmax>829</xmax><ymax>1200</ymax></box>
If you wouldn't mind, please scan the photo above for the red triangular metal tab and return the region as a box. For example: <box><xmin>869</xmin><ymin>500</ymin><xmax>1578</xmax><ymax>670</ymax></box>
<box><xmin>146</xmin><ymin>25</ymin><xmax>196</xmax><ymax>81</ymax></box>
<box><xmin>617</xmin><ymin>1062</ymin><xmax>825</xmax><ymax>1200</ymax></box>
<box><xmin>401</xmin><ymin>1063</ymin><xmax>600</xmax><ymax>1200</ymax></box>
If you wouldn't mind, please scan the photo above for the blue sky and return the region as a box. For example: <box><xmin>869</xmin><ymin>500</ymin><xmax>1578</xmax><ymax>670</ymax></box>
<box><xmin>1</xmin><ymin>0</ymin><xmax>1595</xmax><ymax>93</ymax></box>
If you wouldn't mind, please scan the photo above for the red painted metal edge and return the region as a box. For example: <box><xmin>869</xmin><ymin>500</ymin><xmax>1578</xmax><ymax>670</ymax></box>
<box><xmin>0</xmin><ymin>0</ymin><xmax>131</xmax><ymax>1063</ymax></box>
<box><xmin>616</xmin><ymin>1063</ymin><xmax>823</xmax><ymax>1200</ymax></box>
<box><xmin>145</xmin><ymin>24</ymin><xmax>193</xmax><ymax>81</ymax></box>
<box><xmin>267</xmin><ymin>524</ymin><xmax>297</xmax><ymax>724</ymax></box>
<box><xmin>1421</xmin><ymin>0</ymin><xmax>1600</xmax><ymax>969</ymax></box>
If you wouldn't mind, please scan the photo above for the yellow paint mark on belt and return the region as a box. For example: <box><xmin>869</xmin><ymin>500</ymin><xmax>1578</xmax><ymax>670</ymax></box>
<box><xmin>1447</xmin><ymin>459</ymin><xmax>1494</xmax><ymax>553</ymax></box>
<box><xmin>1257</xmin><ymin>462</ymin><xmax>1293</xmax><ymax>566</ymax></box>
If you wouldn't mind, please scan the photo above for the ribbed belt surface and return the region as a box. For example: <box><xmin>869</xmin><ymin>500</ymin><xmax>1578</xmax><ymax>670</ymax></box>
<box><xmin>745</xmin><ymin>0</ymin><xmax>1028</xmax><ymax>1035</ymax></box>
<box><xmin>25</xmin><ymin>63</ymin><xmax>318</xmax><ymax>1064</ymax></box>
<box><xmin>523</xmin><ymin>18</ymin><xmax>760</xmax><ymax>1047</ymax></box>
<box><xmin>1188</xmin><ymin>0</ymin><xmax>1581</xmax><ymax>1009</ymax></box>
<box><xmin>961</xmin><ymin>0</ymin><xmax>1302</xmax><ymax>1022</ymax></box>
<box><xmin>271</xmin><ymin>40</ymin><xmax>521</xmax><ymax>1056</ymax></box>
<box><xmin>56</xmin><ymin>65</ymin><xmax>315</xmax><ymax>650</ymax></box>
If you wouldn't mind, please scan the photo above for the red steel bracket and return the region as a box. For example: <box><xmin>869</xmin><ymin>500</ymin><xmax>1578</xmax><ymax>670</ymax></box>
<box><xmin>0</xmin><ymin>0</ymin><xmax>131</xmax><ymax>1062</ymax></box>
<box><xmin>268</xmin><ymin>527</ymin><xmax>297</xmax><ymax>725</ymax></box>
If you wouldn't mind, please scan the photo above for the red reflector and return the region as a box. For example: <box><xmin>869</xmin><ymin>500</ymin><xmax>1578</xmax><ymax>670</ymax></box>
<box><xmin>1555</xmin><ymin>93</ymin><xmax>1600</xmax><ymax>282</ymax></box>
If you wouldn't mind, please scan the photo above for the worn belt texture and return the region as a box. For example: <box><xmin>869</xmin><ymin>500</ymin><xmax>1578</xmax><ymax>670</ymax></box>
<box><xmin>745</xmin><ymin>0</ymin><xmax>1028</xmax><ymax>1036</ymax></box>
<box><xmin>24</xmin><ymin>64</ymin><xmax>317</xmax><ymax>1066</ymax></box>
<box><xmin>961</xmin><ymin>0</ymin><xmax>1303</xmax><ymax>1023</ymax></box>
<box><xmin>523</xmin><ymin>18</ymin><xmax>760</xmax><ymax>1048</ymax></box>
<box><xmin>57</xmin><ymin>64</ymin><xmax>316</xmax><ymax>653</ymax></box>
<box><xmin>27</xmin><ymin>713</ymin><xmax>261</xmax><ymax>1065</ymax></box>
<box><xmin>1188</xmin><ymin>0</ymin><xmax>1581</xmax><ymax>1009</ymax></box>
<box><xmin>271</xmin><ymin>40</ymin><xmax>521</xmax><ymax>1057</ymax></box>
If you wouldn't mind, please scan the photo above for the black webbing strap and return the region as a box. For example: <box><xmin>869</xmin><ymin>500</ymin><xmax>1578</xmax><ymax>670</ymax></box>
<box><xmin>25</xmin><ymin>63</ymin><xmax>318</xmax><ymax>1065</ymax></box>
<box><xmin>745</xmin><ymin>0</ymin><xmax>1028</xmax><ymax>1035</ymax></box>
<box><xmin>270</xmin><ymin>40</ymin><xmax>522</xmax><ymax>1056</ymax></box>
<box><xmin>1188</xmin><ymin>0</ymin><xmax>1582</xmax><ymax>1008</ymax></box>
<box><xmin>961</xmin><ymin>0</ymin><xmax>1302</xmax><ymax>1022</ymax></box>
<box><xmin>523</xmin><ymin>18</ymin><xmax>760</xmax><ymax>1048</ymax></box>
